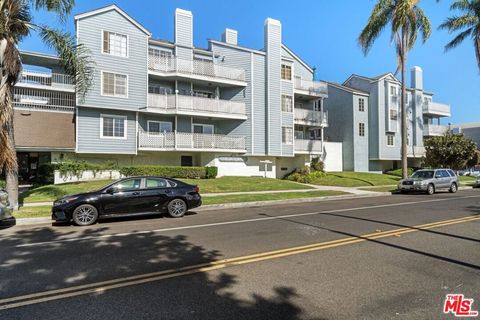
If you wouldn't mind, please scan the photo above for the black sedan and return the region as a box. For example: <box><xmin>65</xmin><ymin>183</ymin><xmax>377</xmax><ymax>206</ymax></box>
<box><xmin>52</xmin><ymin>176</ymin><xmax>202</xmax><ymax>226</ymax></box>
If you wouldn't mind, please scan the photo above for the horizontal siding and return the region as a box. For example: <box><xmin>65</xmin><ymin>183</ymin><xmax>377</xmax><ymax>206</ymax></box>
<box><xmin>281</xmin><ymin>46</ymin><xmax>313</xmax><ymax>80</ymax></box>
<box><xmin>253</xmin><ymin>53</ymin><xmax>266</xmax><ymax>155</ymax></box>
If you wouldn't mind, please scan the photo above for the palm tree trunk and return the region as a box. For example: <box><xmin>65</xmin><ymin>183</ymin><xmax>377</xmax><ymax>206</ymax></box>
<box><xmin>401</xmin><ymin>29</ymin><xmax>408</xmax><ymax>179</ymax></box>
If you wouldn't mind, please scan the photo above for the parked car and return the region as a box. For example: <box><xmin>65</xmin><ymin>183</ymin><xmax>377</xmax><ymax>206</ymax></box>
<box><xmin>0</xmin><ymin>189</ymin><xmax>13</xmax><ymax>221</ymax></box>
<box><xmin>52</xmin><ymin>176</ymin><xmax>202</xmax><ymax>226</ymax></box>
<box><xmin>397</xmin><ymin>169</ymin><xmax>459</xmax><ymax>195</ymax></box>
<box><xmin>474</xmin><ymin>177</ymin><xmax>480</xmax><ymax>188</ymax></box>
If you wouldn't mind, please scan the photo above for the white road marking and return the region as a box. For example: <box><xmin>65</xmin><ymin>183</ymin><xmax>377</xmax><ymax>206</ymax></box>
<box><xmin>12</xmin><ymin>194</ymin><xmax>480</xmax><ymax>248</ymax></box>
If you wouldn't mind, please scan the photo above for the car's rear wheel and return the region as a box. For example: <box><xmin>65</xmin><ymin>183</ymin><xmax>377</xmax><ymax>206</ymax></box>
<box><xmin>72</xmin><ymin>204</ymin><xmax>98</xmax><ymax>226</ymax></box>
<box><xmin>167</xmin><ymin>199</ymin><xmax>187</xmax><ymax>218</ymax></box>
<box><xmin>449</xmin><ymin>182</ymin><xmax>458</xmax><ymax>193</ymax></box>
<box><xmin>426</xmin><ymin>184</ymin><xmax>435</xmax><ymax>195</ymax></box>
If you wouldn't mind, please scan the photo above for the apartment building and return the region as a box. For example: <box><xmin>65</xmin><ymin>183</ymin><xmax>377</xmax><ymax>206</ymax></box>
<box><xmin>451</xmin><ymin>123</ymin><xmax>480</xmax><ymax>148</ymax></box>
<box><xmin>324</xmin><ymin>67</ymin><xmax>451</xmax><ymax>172</ymax></box>
<box><xmin>14</xmin><ymin>5</ymin><xmax>343</xmax><ymax>181</ymax></box>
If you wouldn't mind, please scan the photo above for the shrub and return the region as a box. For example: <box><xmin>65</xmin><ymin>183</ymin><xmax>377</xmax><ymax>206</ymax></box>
<box><xmin>57</xmin><ymin>160</ymin><xmax>119</xmax><ymax>178</ymax></box>
<box><xmin>120</xmin><ymin>165</ymin><xmax>213</xmax><ymax>179</ymax></box>
<box><xmin>35</xmin><ymin>163</ymin><xmax>55</xmax><ymax>185</ymax></box>
<box><xmin>310</xmin><ymin>157</ymin><xmax>325</xmax><ymax>172</ymax></box>
<box><xmin>0</xmin><ymin>180</ymin><xmax>5</xmax><ymax>189</ymax></box>
<box><xmin>386</xmin><ymin>168</ymin><xmax>414</xmax><ymax>177</ymax></box>
<box><xmin>286</xmin><ymin>166</ymin><xmax>326</xmax><ymax>184</ymax></box>
<box><xmin>205</xmin><ymin>166</ymin><xmax>218</xmax><ymax>179</ymax></box>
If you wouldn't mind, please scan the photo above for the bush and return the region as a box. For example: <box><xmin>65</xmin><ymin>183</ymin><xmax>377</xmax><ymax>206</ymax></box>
<box><xmin>0</xmin><ymin>180</ymin><xmax>5</xmax><ymax>189</ymax></box>
<box><xmin>120</xmin><ymin>165</ymin><xmax>215</xmax><ymax>179</ymax></box>
<box><xmin>310</xmin><ymin>157</ymin><xmax>325</xmax><ymax>172</ymax></box>
<box><xmin>286</xmin><ymin>168</ymin><xmax>326</xmax><ymax>184</ymax></box>
<box><xmin>386</xmin><ymin>168</ymin><xmax>414</xmax><ymax>177</ymax></box>
<box><xmin>57</xmin><ymin>160</ymin><xmax>119</xmax><ymax>178</ymax></box>
<box><xmin>205</xmin><ymin>166</ymin><xmax>218</xmax><ymax>179</ymax></box>
<box><xmin>35</xmin><ymin>163</ymin><xmax>55</xmax><ymax>185</ymax></box>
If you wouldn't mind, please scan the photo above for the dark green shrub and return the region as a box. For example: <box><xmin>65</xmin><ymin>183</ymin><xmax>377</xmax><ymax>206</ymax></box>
<box><xmin>310</xmin><ymin>157</ymin><xmax>325</xmax><ymax>172</ymax></box>
<box><xmin>120</xmin><ymin>165</ymin><xmax>208</xmax><ymax>179</ymax></box>
<box><xmin>57</xmin><ymin>160</ymin><xmax>119</xmax><ymax>178</ymax></box>
<box><xmin>35</xmin><ymin>163</ymin><xmax>55</xmax><ymax>185</ymax></box>
<box><xmin>386</xmin><ymin>168</ymin><xmax>414</xmax><ymax>177</ymax></box>
<box><xmin>205</xmin><ymin>166</ymin><xmax>218</xmax><ymax>179</ymax></box>
<box><xmin>0</xmin><ymin>180</ymin><xmax>5</xmax><ymax>189</ymax></box>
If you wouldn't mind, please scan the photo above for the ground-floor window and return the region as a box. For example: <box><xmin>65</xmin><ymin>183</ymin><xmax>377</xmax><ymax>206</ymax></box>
<box><xmin>101</xmin><ymin>114</ymin><xmax>127</xmax><ymax>139</ymax></box>
<box><xmin>148</xmin><ymin>121</ymin><xmax>172</xmax><ymax>134</ymax></box>
<box><xmin>282</xmin><ymin>127</ymin><xmax>293</xmax><ymax>145</ymax></box>
<box><xmin>181</xmin><ymin>156</ymin><xmax>193</xmax><ymax>167</ymax></box>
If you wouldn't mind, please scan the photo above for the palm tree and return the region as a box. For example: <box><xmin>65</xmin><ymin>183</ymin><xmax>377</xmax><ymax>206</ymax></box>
<box><xmin>359</xmin><ymin>0</ymin><xmax>432</xmax><ymax>179</ymax></box>
<box><xmin>439</xmin><ymin>0</ymin><xmax>480</xmax><ymax>71</ymax></box>
<box><xmin>0</xmin><ymin>0</ymin><xmax>93</xmax><ymax>208</ymax></box>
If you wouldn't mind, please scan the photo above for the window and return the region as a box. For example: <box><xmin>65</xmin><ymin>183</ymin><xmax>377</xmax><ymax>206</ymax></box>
<box><xmin>387</xmin><ymin>134</ymin><xmax>394</xmax><ymax>146</ymax></box>
<box><xmin>148</xmin><ymin>121</ymin><xmax>172</xmax><ymax>135</ymax></box>
<box><xmin>359</xmin><ymin>123</ymin><xmax>365</xmax><ymax>137</ymax></box>
<box><xmin>193</xmin><ymin>124</ymin><xmax>214</xmax><ymax>134</ymax></box>
<box><xmin>145</xmin><ymin>178</ymin><xmax>169</xmax><ymax>189</ymax></box>
<box><xmin>148</xmin><ymin>48</ymin><xmax>172</xmax><ymax>60</ymax></box>
<box><xmin>112</xmin><ymin>178</ymin><xmax>141</xmax><ymax>191</ymax></box>
<box><xmin>193</xmin><ymin>90</ymin><xmax>214</xmax><ymax>98</ymax></box>
<box><xmin>390</xmin><ymin>109</ymin><xmax>398</xmax><ymax>121</ymax></box>
<box><xmin>282</xmin><ymin>127</ymin><xmax>293</xmax><ymax>144</ymax></box>
<box><xmin>181</xmin><ymin>156</ymin><xmax>193</xmax><ymax>167</ymax></box>
<box><xmin>148</xmin><ymin>85</ymin><xmax>171</xmax><ymax>95</ymax></box>
<box><xmin>281</xmin><ymin>64</ymin><xmax>292</xmax><ymax>80</ymax></box>
<box><xmin>359</xmin><ymin>98</ymin><xmax>365</xmax><ymax>112</ymax></box>
<box><xmin>102</xmin><ymin>72</ymin><xmax>127</xmax><ymax>97</ymax></box>
<box><xmin>101</xmin><ymin>115</ymin><xmax>126</xmax><ymax>139</ymax></box>
<box><xmin>103</xmin><ymin>31</ymin><xmax>127</xmax><ymax>57</ymax></box>
<box><xmin>390</xmin><ymin>86</ymin><xmax>397</xmax><ymax>96</ymax></box>
<box><xmin>282</xmin><ymin>95</ymin><xmax>293</xmax><ymax>112</ymax></box>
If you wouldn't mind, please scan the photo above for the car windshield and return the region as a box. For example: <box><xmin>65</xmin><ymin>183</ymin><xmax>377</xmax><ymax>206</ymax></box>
<box><xmin>411</xmin><ymin>170</ymin><xmax>434</xmax><ymax>179</ymax></box>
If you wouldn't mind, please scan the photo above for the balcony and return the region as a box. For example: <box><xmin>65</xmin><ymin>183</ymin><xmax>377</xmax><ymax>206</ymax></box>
<box><xmin>148</xmin><ymin>55</ymin><xmax>246</xmax><ymax>86</ymax></box>
<box><xmin>16</xmin><ymin>70</ymin><xmax>74</xmax><ymax>92</ymax></box>
<box><xmin>146</xmin><ymin>94</ymin><xmax>247</xmax><ymax>120</ymax></box>
<box><xmin>294</xmin><ymin>139</ymin><xmax>323</xmax><ymax>154</ymax></box>
<box><xmin>294</xmin><ymin>108</ymin><xmax>328</xmax><ymax>127</ymax></box>
<box><xmin>423</xmin><ymin>101</ymin><xmax>451</xmax><ymax>117</ymax></box>
<box><xmin>424</xmin><ymin>124</ymin><xmax>448</xmax><ymax>136</ymax></box>
<box><xmin>294</xmin><ymin>77</ymin><xmax>328</xmax><ymax>97</ymax></box>
<box><xmin>138</xmin><ymin>131</ymin><xmax>246</xmax><ymax>153</ymax></box>
<box><xmin>407</xmin><ymin>146</ymin><xmax>426</xmax><ymax>158</ymax></box>
<box><xmin>13</xmin><ymin>87</ymin><xmax>75</xmax><ymax>112</ymax></box>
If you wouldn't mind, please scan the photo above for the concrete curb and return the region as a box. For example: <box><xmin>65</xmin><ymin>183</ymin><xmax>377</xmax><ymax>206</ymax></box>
<box><xmin>6</xmin><ymin>192</ymin><xmax>391</xmax><ymax>227</ymax></box>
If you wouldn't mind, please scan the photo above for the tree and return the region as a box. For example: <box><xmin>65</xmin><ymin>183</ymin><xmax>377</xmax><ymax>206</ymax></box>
<box><xmin>0</xmin><ymin>0</ymin><xmax>94</xmax><ymax>208</ymax></box>
<box><xmin>424</xmin><ymin>133</ymin><xmax>478</xmax><ymax>170</ymax></box>
<box><xmin>359</xmin><ymin>0</ymin><xmax>433</xmax><ymax>179</ymax></box>
<box><xmin>439</xmin><ymin>0</ymin><xmax>480</xmax><ymax>72</ymax></box>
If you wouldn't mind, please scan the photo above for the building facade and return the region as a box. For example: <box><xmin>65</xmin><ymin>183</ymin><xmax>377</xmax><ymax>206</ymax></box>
<box><xmin>14</xmin><ymin>5</ymin><xmax>343</xmax><ymax>182</ymax></box>
<box><xmin>324</xmin><ymin>67</ymin><xmax>451</xmax><ymax>172</ymax></box>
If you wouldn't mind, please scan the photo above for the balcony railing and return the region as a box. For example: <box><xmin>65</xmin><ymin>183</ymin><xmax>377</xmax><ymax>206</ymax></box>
<box><xmin>138</xmin><ymin>131</ymin><xmax>246</xmax><ymax>152</ymax></box>
<box><xmin>424</xmin><ymin>124</ymin><xmax>448</xmax><ymax>136</ymax></box>
<box><xmin>294</xmin><ymin>108</ymin><xmax>328</xmax><ymax>126</ymax></box>
<box><xmin>13</xmin><ymin>87</ymin><xmax>75</xmax><ymax>112</ymax></box>
<box><xmin>17</xmin><ymin>70</ymin><xmax>74</xmax><ymax>91</ymax></box>
<box><xmin>148</xmin><ymin>55</ymin><xmax>246</xmax><ymax>83</ymax></box>
<box><xmin>294</xmin><ymin>139</ymin><xmax>323</xmax><ymax>154</ymax></box>
<box><xmin>294</xmin><ymin>76</ymin><xmax>328</xmax><ymax>96</ymax></box>
<box><xmin>147</xmin><ymin>93</ymin><xmax>246</xmax><ymax>117</ymax></box>
<box><xmin>423</xmin><ymin>101</ymin><xmax>451</xmax><ymax>116</ymax></box>
<box><xmin>407</xmin><ymin>146</ymin><xmax>426</xmax><ymax>157</ymax></box>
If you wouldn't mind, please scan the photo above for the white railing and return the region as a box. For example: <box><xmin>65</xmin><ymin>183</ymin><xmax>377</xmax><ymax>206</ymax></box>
<box><xmin>295</xmin><ymin>139</ymin><xmax>323</xmax><ymax>153</ymax></box>
<box><xmin>148</xmin><ymin>55</ymin><xmax>246</xmax><ymax>82</ymax></box>
<box><xmin>424</xmin><ymin>124</ymin><xmax>448</xmax><ymax>136</ymax></box>
<box><xmin>294</xmin><ymin>108</ymin><xmax>328</xmax><ymax>126</ymax></box>
<box><xmin>423</xmin><ymin>101</ymin><xmax>451</xmax><ymax>116</ymax></box>
<box><xmin>147</xmin><ymin>94</ymin><xmax>246</xmax><ymax>116</ymax></box>
<box><xmin>294</xmin><ymin>77</ymin><xmax>328</xmax><ymax>96</ymax></box>
<box><xmin>138</xmin><ymin>131</ymin><xmax>246</xmax><ymax>151</ymax></box>
<box><xmin>13</xmin><ymin>87</ymin><xmax>75</xmax><ymax>112</ymax></box>
<box><xmin>407</xmin><ymin>146</ymin><xmax>426</xmax><ymax>157</ymax></box>
<box><xmin>18</xmin><ymin>69</ymin><xmax>74</xmax><ymax>90</ymax></box>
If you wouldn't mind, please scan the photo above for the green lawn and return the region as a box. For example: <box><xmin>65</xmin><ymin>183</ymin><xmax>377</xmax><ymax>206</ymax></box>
<box><xmin>359</xmin><ymin>186</ymin><xmax>398</xmax><ymax>193</ymax></box>
<box><xmin>13</xmin><ymin>206</ymin><xmax>52</xmax><ymax>219</ymax></box>
<box><xmin>459</xmin><ymin>175</ymin><xmax>476</xmax><ymax>186</ymax></box>
<box><xmin>310</xmin><ymin>172</ymin><xmax>400</xmax><ymax>187</ymax></box>
<box><xmin>20</xmin><ymin>177</ymin><xmax>312</xmax><ymax>204</ymax></box>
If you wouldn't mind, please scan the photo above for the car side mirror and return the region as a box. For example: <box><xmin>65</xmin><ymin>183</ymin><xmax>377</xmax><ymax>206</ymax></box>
<box><xmin>106</xmin><ymin>187</ymin><xmax>117</xmax><ymax>194</ymax></box>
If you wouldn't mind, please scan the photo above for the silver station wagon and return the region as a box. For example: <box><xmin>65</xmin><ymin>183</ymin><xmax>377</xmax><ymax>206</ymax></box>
<box><xmin>397</xmin><ymin>169</ymin><xmax>459</xmax><ymax>195</ymax></box>
<box><xmin>0</xmin><ymin>189</ymin><xmax>12</xmax><ymax>221</ymax></box>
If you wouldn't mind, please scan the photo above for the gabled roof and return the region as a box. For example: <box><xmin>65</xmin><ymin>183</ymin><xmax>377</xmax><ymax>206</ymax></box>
<box><xmin>75</xmin><ymin>4</ymin><xmax>151</xmax><ymax>36</ymax></box>
<box><xmin>281</xmin><ymin>44</ymin><xmax>313</xmax><ymax>73</ymax></box>
<box><xmin>343</xmin><ymin>72</ymin><xmax>401</xmax><ymax>86</ymax></box>
<box><xmin>327</xmin><ymin>82</ymin><xmax>370</xmax><ymax>96</ymax></box>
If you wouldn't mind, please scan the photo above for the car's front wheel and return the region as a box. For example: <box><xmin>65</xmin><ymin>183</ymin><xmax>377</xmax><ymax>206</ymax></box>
<box><xmin>426</xmin><ymin>184</ymin><xmax>435</xmax><ymax>195</ymax></box>
<box><xmin>449</xmin><ymin>182</ymin><xmax>458</xmax><ymax>193</ymax></box>
<box><xmin>72</xmin><ymin>204</ymin><xmax>99</xmax><ymax>226</ymax></box>
<box><xmin>167</xmin><ymin>199</ymin><xmax>187</xmax><ymax>218</ymax></box>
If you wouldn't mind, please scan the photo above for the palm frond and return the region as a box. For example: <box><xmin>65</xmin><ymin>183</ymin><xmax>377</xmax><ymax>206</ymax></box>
<box><xmin>414</xmin><ymin>7</ymin><xmax>432</xmax><ymax>43</ymax></box>
<box><xmin>38</xmin><ymin>26</ymin><xmax>95</xmax><ymax>100</ymax></box>
<box><xmin>29</xmin><ymin>0</ymin><xmax>75</xmax><ymax>22</ymax></box>
<box><xmin>439</xmin><ymin>15</ymin><xmax>478</xmax><ymax>32</ymax></box>
<box><xmin>474</xmin><ymin>31</ymin><xmax>480</xmax><ymax>71</ymax></box>
<box><xmin>0</xmin><ymin>0</ymin><xmax>31</xmax><ymax>41</ymax></box>
<box><xmin>451</xmin><ymin>0</ymin><xmax>473</xmax><ymax>11</ymax></box>
<box><xmin>444</xmin><ymin>27</ymin><xmax>473</xmax><ymax>50</ymax></box>
<box><xmin>359</xmin><ymin>0</ymin><xmax>394</xmax><ymax>55</ymax></box>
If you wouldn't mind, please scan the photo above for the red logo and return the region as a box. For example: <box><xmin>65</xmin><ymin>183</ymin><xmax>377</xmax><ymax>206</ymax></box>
<box><xmin>443</xmin><ymin>294</ymin><xmax>478</xmax><ymax>317</ymax></box>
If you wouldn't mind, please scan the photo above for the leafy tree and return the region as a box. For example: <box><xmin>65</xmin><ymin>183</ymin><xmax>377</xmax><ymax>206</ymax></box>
<box><xmin>0</xmin><ymin>0</ymin><xmax>94</xmax><ymax>208</ymax></box>
<box><xmin>439</xmin><ymin>0</ymin><xmax>480</xmax><ymax>72</ymax></box>
<box><xmin>359</xmin><ymin>0</ymin><xmax>433</xmax><ymax>179</ymax></box>
<box><xmin>424</xmin><ymin>133</ymin><xmax>478</xmax><ymax>170</ymax></box>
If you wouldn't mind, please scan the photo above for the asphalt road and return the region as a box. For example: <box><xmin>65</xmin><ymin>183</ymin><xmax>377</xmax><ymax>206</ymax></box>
<box><xmin>0</xmin><ymin>190</ymin><xmax>479</xmax><ymax>319</ymax></box>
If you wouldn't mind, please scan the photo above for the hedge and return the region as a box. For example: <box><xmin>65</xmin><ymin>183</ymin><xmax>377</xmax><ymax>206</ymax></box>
<box><xmin>0</xmin><ymin>180</ymin><xmax>5</xmax><ymax>189</ymax></box>
<box><xmin>386</xmin><ymin>168</ymin><xmax>414</xmax><ymax>177</ymax></box>
<box><xmin>119</xmin><ymin>165</ymin><xmax>218</xmax><ymax>179</ymax></box>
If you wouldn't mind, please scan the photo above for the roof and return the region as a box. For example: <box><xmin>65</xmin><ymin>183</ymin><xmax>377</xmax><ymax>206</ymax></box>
<box><xmin>450</xmin><ymin>122</ymin><xmax>480</xmax><ymax>129</ymax></box>
<box><xmin>74</xmin><ymin>4</ymin><xmax>151</xmax><ymax>36</ymax></box>
<box><xmin>327</xmin><ymin>82</ymin><xmax>370</xmax><ymax>96</ymax></box>
<box><xmin>281</xmin><ymin>44</ymin><xmax>313</xmax><ymax>73</ymax></box>
<box><xmin>343</xmin><ymin>72</ymin><xmax>401</xmax><ymax>86</ymax></box>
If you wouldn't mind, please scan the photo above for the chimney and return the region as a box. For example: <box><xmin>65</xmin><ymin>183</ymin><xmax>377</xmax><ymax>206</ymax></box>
<box><xmin>411</xmin><ymin>66</ymin><xmax>423</xmax><ymax>90</ymax></box>
<box><xmin>222</xmin><ymin>28</ymin><xmax>238</xmax><ymax>46</ymax></box>
<box><xmin>174</xmin><ymin>8</ymin><xmax>193</xmax><ymax>47</ymax></box>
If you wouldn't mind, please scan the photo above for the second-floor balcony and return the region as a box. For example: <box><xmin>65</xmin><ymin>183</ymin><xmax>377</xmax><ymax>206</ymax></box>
<box><xmin>407</xmin><ymin>146</ymin><xmax>426</xmax><ymax>158</ymax></box>
<box><xmin>424</xmin><ymin>124</ymin><xmax>449</xmax><ymax>137</ymax></box>
<box><xmin>294</xmin><ymin>76</ymin><xmax>328</xmax><ymax>97</ymax></box>
<box><xmin>138</xmin><ymin>131</ymin><xmax>246</xmax><ymax>153</ymax></box>
<box><xmin>16</xmin><ymin>70</ymin><xmax>74</xmax><ymax>92</ymax></box>
<box><xmin>146</xmin><ymin>93</ymin><xmax>247</xmax><ymax>120</ymax></box>
<box><xmin>148</xmin><ymin>55</ymin><xmax>246</xmax><ymax>86</ymax></box>
<box><xmin>294</xmin><ymin>139</ymin><xmax>323</xmax><ymax>155</ymax></box>
<box><xmin>13</xmin><ymin>87</ymin><xmax>75</xmax><ymax>112</ymax></box>
<box><xmin>294</xmin><ymin>108</ymin><xmax>328</xmax><ymax>127</ymax></box>
<box><xmin>423</xmin><ymin>101</ymin><xmax>451</xmax><ymax>117</ymax></box>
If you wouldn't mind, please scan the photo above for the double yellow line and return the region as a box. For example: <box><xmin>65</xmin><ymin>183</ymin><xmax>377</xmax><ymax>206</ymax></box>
<box><xmin>1</xmin><ymin>214</ymin><xmax>479</xmax><ymax>310</ymax></box>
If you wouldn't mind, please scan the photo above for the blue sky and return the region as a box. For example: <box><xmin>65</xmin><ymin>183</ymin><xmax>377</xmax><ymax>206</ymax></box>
<box><xmin>20</xmin><ymin>0</ymin><xmax>479</xmax><ymax>124</ymax></box>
